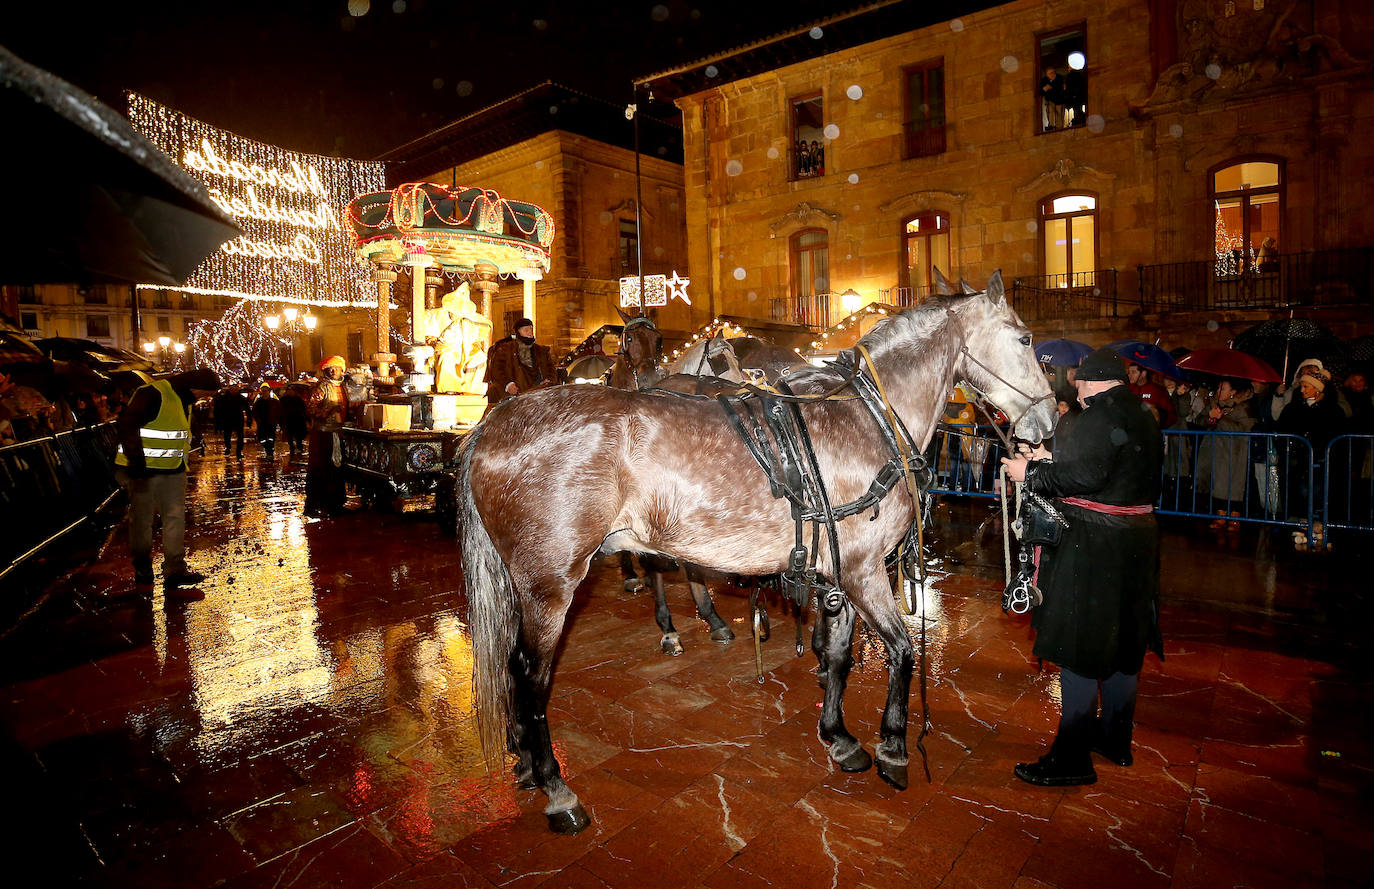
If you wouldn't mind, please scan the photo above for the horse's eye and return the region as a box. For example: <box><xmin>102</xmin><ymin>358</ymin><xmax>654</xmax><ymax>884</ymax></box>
<box><xmin>1019</xmin><ymin>335</ymin><xmax>1032</xmax><ymax>346</ymax></box>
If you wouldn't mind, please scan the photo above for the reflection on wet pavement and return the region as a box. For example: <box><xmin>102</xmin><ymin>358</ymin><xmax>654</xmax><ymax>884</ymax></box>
<box><xmin>2</xmin><ymin>449</ymin><xmax>1371</xmax><ymax>888</ymax></box>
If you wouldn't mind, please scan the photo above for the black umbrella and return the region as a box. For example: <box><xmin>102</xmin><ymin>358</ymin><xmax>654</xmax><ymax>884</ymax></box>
<box><xmin>35</xmin><ymin>336</ymin><xmax>156</xmax><ymax>373</ymax></box>
<box><xmin>1233</xmin><ymin>318</ymin><xmax>1349</xmax><ymax>381</ymax></box>
<box><xmin>0</xmin><ymin>44</ymin><xmax>240</xmax><ymax>286</ymax></box>
<box><xmin>1348</xmin><ymin>334</ymin><xmax>1374</xmax><ymax>365</ymax></box>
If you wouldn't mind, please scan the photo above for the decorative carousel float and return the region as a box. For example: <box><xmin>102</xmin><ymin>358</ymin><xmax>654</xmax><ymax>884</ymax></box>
<box><xmin>337</xmin><ymin>181</ymin><xmax>554</xmax><ymax>517</ymax></box>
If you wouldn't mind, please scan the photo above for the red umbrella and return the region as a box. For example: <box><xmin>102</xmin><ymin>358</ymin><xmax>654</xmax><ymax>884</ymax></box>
<box><xmin>1175</xmin><ymin>348</ymin><xmax>1281</xmax><ymax>383</ymax></box>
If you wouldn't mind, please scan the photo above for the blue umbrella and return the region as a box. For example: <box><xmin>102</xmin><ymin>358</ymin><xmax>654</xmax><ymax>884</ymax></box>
<box><xmin>1035</xmin><ymin>337</ymin><xmax>1093</xmax><ymax>366</ymax></box>
<box><xmin>1107</xmin><ymin>339</ymin><xmax>1184</xmax><ymax>381</ymax></box>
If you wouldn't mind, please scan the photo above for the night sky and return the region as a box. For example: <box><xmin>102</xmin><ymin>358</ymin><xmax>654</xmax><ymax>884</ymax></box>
<box><xmin>5</xmin><ymin>0</ymin><xmax>882</xmax><ymax>160</ymax></box>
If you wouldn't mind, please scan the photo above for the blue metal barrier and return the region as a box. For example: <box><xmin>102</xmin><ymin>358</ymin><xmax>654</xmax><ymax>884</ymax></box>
<box><xmin>1158</xmin><ymin>430</ymin><xmax>1313</xmax><ymax>531</ymax></box>
<box><xmin>0</xmin><ymin>423</ymin><xmax>121</xmax><ymax>579</ymax></box>
<box><xmin>927</xmin><ymin>424</ymin><xmax>1009</xmax><ymax>499</ymax></box>
<box><xmin>1323</xmin><ymin>434</ymin><xmax>1374</xmax><ymax>531</ymax></box>
<box><xmin>928</xmin><ymin>426</ymin><xmax>1371</xmax><ymax>535</ymax></box>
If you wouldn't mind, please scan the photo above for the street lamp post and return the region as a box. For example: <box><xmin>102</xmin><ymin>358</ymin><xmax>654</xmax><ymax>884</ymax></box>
<box><xmin>262</xmin><ymin>306</ymin><xmax>318</xmax><ymax>379</ymax></box>
<box><xmin>142</xmin><ymin>335</ymin><xmax>187</xmax><ymax>371</ymax></box>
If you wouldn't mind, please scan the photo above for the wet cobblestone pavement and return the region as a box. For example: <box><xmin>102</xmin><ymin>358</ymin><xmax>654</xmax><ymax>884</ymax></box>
<box><xmin>3</xmin><ymin>446</ymin><xmax>1372</xmax><ymax>888</ymax></box>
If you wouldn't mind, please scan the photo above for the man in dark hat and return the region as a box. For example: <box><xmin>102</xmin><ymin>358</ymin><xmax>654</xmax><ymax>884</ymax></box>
<box><xmin>485</xmin><ymin>317</ymin><xmax>555</xmax><ymax>407</ymax></box>
<box><xmin>114</xmin><ymin>368</ymin><xmax>221</xmax><ymax>598</ymax></box>
<box><xmin>1001</xmin><ymin>347</ymin><xmax>1164</xmax><ymax>786</ymax></box>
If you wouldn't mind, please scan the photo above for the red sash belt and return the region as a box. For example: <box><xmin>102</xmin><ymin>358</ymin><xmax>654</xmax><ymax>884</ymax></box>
<box><xmin>1059</xmin><ymin>497</ymin><xmax>1153</xmax><ymax>515</ymax></box>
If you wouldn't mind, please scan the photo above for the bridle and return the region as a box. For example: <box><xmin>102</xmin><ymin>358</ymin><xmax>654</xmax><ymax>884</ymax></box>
<box><xmin>617</xmin><ymin>315</ymin><xmax>661</xmax><ymax>390</ymax></box>
<box><xmin>944</xmin><ymin>306</ymin><xmax>1055</xmax><ymax>450</ymax></box>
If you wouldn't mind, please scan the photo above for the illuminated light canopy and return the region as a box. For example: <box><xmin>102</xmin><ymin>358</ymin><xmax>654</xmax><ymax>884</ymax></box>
<box><xmin>127</xmin><ymin>93</ymin><xmax>387</xmax><ymax>307</ymax></box>
<box><xmin>347</xmin><ymin>182</ymin><xmax>553</xmax><ymax>275</ymax></box>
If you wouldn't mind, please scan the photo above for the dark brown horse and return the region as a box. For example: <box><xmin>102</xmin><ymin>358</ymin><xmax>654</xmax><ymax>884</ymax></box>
<box><xmin>607</xmin><ymin>309</ymin><xmax>736</xmax><ymax>655</ymax></box>
<box><xmin>457</xmin><ymin>276</ymin><xmax>1056</xmax><ymax>833</ymax></box>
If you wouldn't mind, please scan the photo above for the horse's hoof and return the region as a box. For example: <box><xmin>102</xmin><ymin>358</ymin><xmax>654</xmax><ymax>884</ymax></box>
<box><xmin>710</xmin><ymin>626</ymin><xmax>735</xmax><ymax>644</ymax></box>
<box><xmin>624</xmin><ymin>577</ymin><xmax>645</xmax><ymax>593</ymax></box>
<box><xmin>877</xmin><ymin>759</ymin><xmax>909</xmax><ymax>790</ymax></box>
<box><xmin>834</xmin><ymin>745</ymin><xmax>873</xmax><ymax>773</ymax></box>
<box><xmin>661</xmin><ymin>634</ymin><xmax>684</xmax><ymax>656</ymax></box>
<box><xmin>546</xmin><ymin>804</ymin><xmax>591</xmax><ymax>835</ymax></box>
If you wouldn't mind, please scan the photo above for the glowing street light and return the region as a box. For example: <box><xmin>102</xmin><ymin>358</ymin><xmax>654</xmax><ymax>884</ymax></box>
<box><xmin>262</xmin><ymin>306</ymin><xmax>318</xmax><ymax>379</ymax></box>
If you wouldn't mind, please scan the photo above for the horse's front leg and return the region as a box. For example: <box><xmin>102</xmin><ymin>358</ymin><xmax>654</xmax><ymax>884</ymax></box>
<box><xmin>686</xmin><ymin>564</ymin><xmax>735</xmax><ymax>643</ymax></box>
<box><xmin>816</xmin><ymin>597</ymin><xmax>872</xmax><ymax>773</ymax></box>
<box><xmin>619</xmin><ymin>551</ymin><xmax>644</xmax><ymax>592</ymax></box>
<box><xmin>852</xmin><ymin>566</ymin><xmax>915</xmax><ymax>790</ymax></box>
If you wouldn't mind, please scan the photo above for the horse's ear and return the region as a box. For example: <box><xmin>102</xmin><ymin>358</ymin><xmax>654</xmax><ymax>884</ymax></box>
<box><xmin>616</xmin><ymin>306</ymin><xmax>634</xmax><ymax>325</ymax></box>
<box><xmin>986</xmin><ymin>270</ymin><xmax>1006</xmax><ymax>306</ymax></box>
<box><xmin>959</xmin><ymin>279</ymin><xmax>976</xmax><ymax>294</ymax></box>
<box><xmin>931</xmin><ymin>266</ymin><xmax>953</xmax><ymax>295</ymax></box>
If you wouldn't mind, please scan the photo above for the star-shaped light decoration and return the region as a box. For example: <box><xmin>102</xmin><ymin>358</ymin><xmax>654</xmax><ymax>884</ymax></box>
<box><xmin>666</xmin><ymin>270</ymin><xmax>692</xmax><ymax>305</ymax></box>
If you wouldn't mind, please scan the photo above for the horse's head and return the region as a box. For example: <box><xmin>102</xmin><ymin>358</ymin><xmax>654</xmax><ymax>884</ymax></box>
<box><xmin>953</xmin><ymin>271</ymin><xmax>1057</xmax><ymax>444</ymax></box>
<box><xmin>613</xmin><ymin>309</ymin><xmax>663</xmax><ymax>390</ymax></box>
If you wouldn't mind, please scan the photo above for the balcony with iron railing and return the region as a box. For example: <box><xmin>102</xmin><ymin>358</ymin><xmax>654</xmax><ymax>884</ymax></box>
<box><xmin>1009</xmin><ymin>269</ymin><xmax>1120</xmax><ymax>322</ymax></box>
<box><xmin>1137</xmin><ymin>247</ymin><xmax>1373</xmax><ymax>312</ymax></box>
<box><xmin>770</xmin><ymin>291</ymin><xmax>836</xmax><ymax>331</ymax></box>
<box><xmin>876</xmin><ymin>283</ymin><xmax>937</xmax><ymax>308</ymax></box>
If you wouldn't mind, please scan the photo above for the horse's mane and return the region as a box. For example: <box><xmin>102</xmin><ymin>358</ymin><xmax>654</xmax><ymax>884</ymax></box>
<box><xmin>855</xmin><ymin>293</ymin><xmax>963</xmax><ymax>357</ymax></box>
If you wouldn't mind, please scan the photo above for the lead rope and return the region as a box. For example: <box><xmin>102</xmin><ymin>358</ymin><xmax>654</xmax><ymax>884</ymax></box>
<box><xmin>1000</xmin><ymin>464</ymin><xmax>1013</xmax><ymax>590</ymax></box>
<box><xmin>854</xmin><ymin>342</ymin><xmax>931</xmax><ymax>782</ymax></box>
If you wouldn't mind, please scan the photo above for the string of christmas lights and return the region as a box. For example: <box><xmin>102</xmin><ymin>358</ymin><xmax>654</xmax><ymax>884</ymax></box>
<box><xmin>127</xmin><ymin>93</ymin><xmax>386</xmax><ymax>308</ymax></box>
<box><xmin>808</xmin><ymin>302</ymin><xmax>896</xmax><ymax>353</ymax></box>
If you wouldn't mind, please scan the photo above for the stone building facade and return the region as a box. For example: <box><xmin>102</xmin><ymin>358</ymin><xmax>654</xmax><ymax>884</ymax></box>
<box><xmin>644</xmin><ymin>0</ymin><xmax>1374</xmax><ymax>341</ymax></box>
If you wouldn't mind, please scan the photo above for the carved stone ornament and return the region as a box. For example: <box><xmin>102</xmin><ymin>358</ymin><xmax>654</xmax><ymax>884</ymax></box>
<box><xmin>1017</xmin><ymin>159</ymin><xmax>1116</xmax><ymax>194</ymax></box>
<box><xmin>878</xmin><ymin>189</ymin><xmax>969</xmax><ymax>215</ymax></box>
<box><xmin>768</xmin><ymin>202</ymin><xmax>841</xmax><ymax>233</ymax></box>
<box><xmin>606</xmin><ymin>198</ymin><xmax>652</xmax><ymax>221</ymax></box>
<box><xmin>1132</xmin><ymin>0</ymin><xmax>1369</xmax><ymax>117</ymax></box>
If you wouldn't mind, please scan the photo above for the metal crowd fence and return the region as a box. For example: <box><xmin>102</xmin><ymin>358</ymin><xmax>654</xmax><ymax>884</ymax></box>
<box><xmin>927</xmin><ymin>425</ymin><xmax>1374</xmax><ymax>534</ymax></box>
<box><xmin>0</xmin><ymin>422</ymin><xmax>121</xmax><ymax>581</ymax></box>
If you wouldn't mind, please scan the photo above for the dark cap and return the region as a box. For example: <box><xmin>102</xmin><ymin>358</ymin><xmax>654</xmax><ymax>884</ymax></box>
<box><xmin>515</xmin><ymin>318</ymin><xmax>534</xmax><ymax>331</ymax></box>
<box><xmin>1075</xmin><ymin>347</ymin><xmax>1128</xmax><ymax>382</ymax></box>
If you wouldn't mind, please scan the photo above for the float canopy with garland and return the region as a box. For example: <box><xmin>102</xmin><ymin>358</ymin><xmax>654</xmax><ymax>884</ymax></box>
<box><xmin>336</xmin><ymin>181</ymin><xmax>553</xmax><ymax>512</ymax></box>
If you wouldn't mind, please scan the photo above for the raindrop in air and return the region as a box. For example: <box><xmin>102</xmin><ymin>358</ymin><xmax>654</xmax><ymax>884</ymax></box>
<box><xmin>705</xmin><ymin>65</ymin><xmax>719</xmax><ymax>78</ymax></box>
<box><xmin>392</xmin><ymin>0</ymin><xmax>406</xmax><ymax>11</ymax></box>
<box><xmin>847</xmin><ymin>173</ymin><xmax>859</xmax><ymax>184</ymax></box>
<box><xmin>1001</xmin><ymin>55</ymin><xmax>1019</xmax><ymax>73</ymax></box>
<box><xmin>747</xmin><ymin>291</ymin><xmax>758</xmax><ymax>302</ymax></box>
<box><xmin>651</xmin><ymin>4</ymin><xmax>669</xmax><ymax>22</ymax></box>
<box><xmin>766</xmin><ymin>146</ymin><xmax>779</xmax><ymax>159</ymax></box>
<box><xmin>809</xmin><ymin>27</ymin><xmax>824</xmax><ymax>39</ymax></box>
<box><xmin>1207</xmin><ymin>319</ymin><xmax>1219</xmax><ymax>331</ymax></box>
<box><xmin>846</xmin><ymin>84</ymin><xmax>863</xmax><ymax>100</ymax></box>
<box><xmin>431</xmin><ymin>78</ymin><xmax>444</xmax><ymax>90</ymax></box>
<box><xmin>1022</xmin><ymin>252</ymin><xmax>1033</xmax><ymax>263</ymax></box>
<box><xmin>348</xmin><ymin>0</ymin><xmax>369</xmax><ymax>15</ymax></box>
<box><xmin>725</xmin><ymin>159</ymin><xmax>743</xmax><ymax>176</ymax></box>
<box><xmin>533</xmin><ymin>18</ymin><xmax>548</xmax><ymax>30</ymax></box>
<box><xmin>598</xmin><ymin>212</ymin><xmax>612</xmax><ymax>225</ymax></box>
<box><xmin>535</xmin><ymin>160</ymin><xmax>544</xmax><ymax>169</ymax></box>
<box><xmin>733</xmin><ymin>267</ymin><xmax>747</xmax><ymax>281</ymax></box>
<box><xmin>823</xmin><ymin>123</ymin><xmax>839</xmax><ymax>140</ymax></box>
<box><xmin>1169</xmin><ymin>123</ymin><xmax>1184</xmax><ymax>138</ymax></box>
<box><xmin>654</xmin><ymin>246</ymin><xmax>665</xmax><ymax>257</ymax></box>
<box><xmin>549</xmin><ymin>105</ymin><xmax>558</xmax><ymax>115</ymax></box>
<box><xmin>1025</xmin><ymin>220</ymin><xmax>1038</xmax><ymax>232</ymax></box>
<box><xmin>1086</xmin><ymin>114</ymin><xmax>1105</xmax><ymax>133</ymax></box>
<box><xmin>456</xmin><ymin>80</ymin><xmax>474</xmax><ymax>97</ymax></box>
<box><xmin>950</xmin><ymin>18</ymin><xmax>964</xmax><ymax>31</ymax></box>
<box><xmin>1205</xmin><ymin>63</ymin><xmax>1221</xmax><ymax>80</ymax></box>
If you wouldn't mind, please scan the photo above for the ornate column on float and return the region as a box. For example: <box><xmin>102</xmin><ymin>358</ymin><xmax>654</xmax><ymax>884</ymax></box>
<box><xmin>371</xmin><ymin>264</ymin><xmax>397</xmax><ymax>378</ymax></box>
<box><xmin>472</xmin><ymin>262</ymin><xmax>501</xmax><ymax>326</ymax></box>
<box><xmin>516</xmin><ymin>266</ymin><xmax>543</xmax><ymax>331</ymax></box>
<box><xmin>344</xmin><ymin>182</ymin><xmax>554</xmax><ymax>430</ymax></box>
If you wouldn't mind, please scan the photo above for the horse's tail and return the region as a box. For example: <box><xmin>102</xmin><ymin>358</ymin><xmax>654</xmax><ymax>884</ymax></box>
<box><xmin>456</xmin><ymin>423</ymin><xmax>518</xmax><ymax>774</ymax></box>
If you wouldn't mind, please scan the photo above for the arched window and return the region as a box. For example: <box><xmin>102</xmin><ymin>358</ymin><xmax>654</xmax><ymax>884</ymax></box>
<box><xmin>1210</xmin><ymin>158</ymin><xmax>1282</xmax><ymax>275</ymax></box>
<box><xmin>902</xmin><ymin>212</ymin><xmax>951</xmax><ymax>297</ymax></box>
<box><xmin>1039</xmin><ymin>193</ymin><xmax>1098</xmax><ymax>286</ymax></box>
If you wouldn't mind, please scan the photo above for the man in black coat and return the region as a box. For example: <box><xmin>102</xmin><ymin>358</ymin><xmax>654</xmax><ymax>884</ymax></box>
<box><xmin>1001</xmin><ymin>347</ymin><xmax>1164</xmax><ymax>786</ymax></box>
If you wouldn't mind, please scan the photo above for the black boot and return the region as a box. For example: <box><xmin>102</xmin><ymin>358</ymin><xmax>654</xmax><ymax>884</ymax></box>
<box><xmin>1016</xmin><ymin>723</ymin><xmax>1097</xmax><ymax>787</ymax></box>
<box><xmin>1091</xmin><ymin>719</ymin><xmax>1134</xmax><ymax>767</ymax></box>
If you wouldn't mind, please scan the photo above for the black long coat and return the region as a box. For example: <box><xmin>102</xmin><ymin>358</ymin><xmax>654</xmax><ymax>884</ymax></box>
<box><xmin>1025</xmin><ymin>385</ymin><xmax>1165</xmax><ymax>678</ymax></box>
